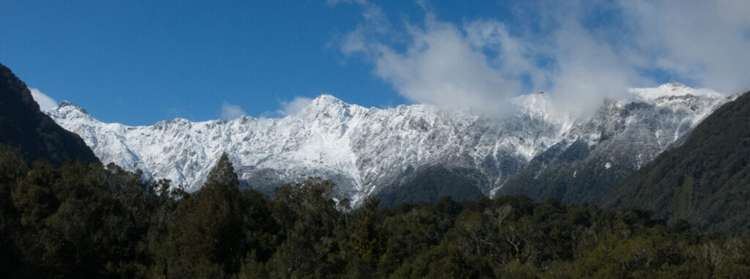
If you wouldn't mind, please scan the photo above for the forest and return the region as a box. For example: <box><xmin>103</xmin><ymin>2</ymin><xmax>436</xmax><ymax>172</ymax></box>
<box><xmin>2</xmin><ymin>146</ymin><xmax>750</xmax><ymax>279</ymax></box>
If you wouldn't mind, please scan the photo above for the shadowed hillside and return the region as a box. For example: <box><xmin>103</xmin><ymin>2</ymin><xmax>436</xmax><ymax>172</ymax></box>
<box><xmin>0</xmin><ymin>63</ymin><xmax>99</xmax><ymax>165</ymax></box>
<box><xmin>609</xmin><ymin>91</ymin><xmax>750</xmax><ymax>232</ymax></box>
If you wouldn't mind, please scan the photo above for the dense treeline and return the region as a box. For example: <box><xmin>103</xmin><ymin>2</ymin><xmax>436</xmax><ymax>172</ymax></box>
<box><xmin>2</xmin><ymin>147</ymin><xmax>750</xmax><ymax>278</ymax></box>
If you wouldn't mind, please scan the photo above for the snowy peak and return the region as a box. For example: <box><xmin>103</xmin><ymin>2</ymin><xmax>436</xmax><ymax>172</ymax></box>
<box><xmin>49</xmin><ymin>101</ymin><xmax>95</xmax><ymax>122</ymax></box>
<box><xmin>57</xmin><ymin>101</ymin><xmax>88</xmax><ymax>113</ymax></box>
<box><xmin>631</xmin><ymin>82</ymin><xmax>723</xmax><ymax>101</ymax></box>
<box><xmin>511</xmin><ymin>92</ymin><xmax>569</xmax><ymax>125</ymax></box>
<box><xmin>45</xmin><ymin>84</ymin><xmax>730</xmax><ymax>206</ymax></box>
<box><xmin>295</xmin><ymin>94</ymin><xmax>366</xmax><ymax>126</ymax></box>
<box><xmin>302</xmin><ymin>94</ymin><xmax>350</xmax><ymax>114</ymax></box>
<box><xmin>310</xmin><ymin>94</ymin><xmax>346</xmax><ymax>108</ymax></box>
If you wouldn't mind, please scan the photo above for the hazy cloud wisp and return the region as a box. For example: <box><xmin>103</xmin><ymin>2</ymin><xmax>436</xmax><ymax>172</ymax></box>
<box><xmin>221</xmin><ymin>102</ymin><xmax>247</xmax><ymax>120</ymax></box>
<box><xmin>279</xmin><ymin>96</ymin><xmax>314</xmax><ymax>116</ymax></box>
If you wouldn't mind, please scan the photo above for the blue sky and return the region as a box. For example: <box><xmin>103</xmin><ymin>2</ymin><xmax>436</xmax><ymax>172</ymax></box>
<box><xmin>2</xmin><ymin>1</ymin><xmax>748</xmax><ymax>124</ymax></box>
<box><xmin>0</xmin><ymin>1</ymin><xmax>409</xmax><ymax>124</ymax></box>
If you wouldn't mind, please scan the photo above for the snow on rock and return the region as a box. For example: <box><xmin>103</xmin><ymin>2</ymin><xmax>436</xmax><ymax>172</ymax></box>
<box><xmin>631</xmin><ymin>83</ymin><xmax>722</xmax><ymax>101</ymax></box>
<box><xmin>46</xmin><ymin>84</ymin><xmax>730</xmax><ymax>206</ymax></box>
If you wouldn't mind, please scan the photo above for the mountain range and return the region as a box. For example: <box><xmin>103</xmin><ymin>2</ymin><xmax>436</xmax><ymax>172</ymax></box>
<box><xmin>3</xmin><ymin>61</ymin><xmax>750</xmax><ymax>227</ymax></box>
<box><xmin>43</xmin><ymin>82</ymin><xmax>730</xmax><ymax>206</ymax></box>
<box><xmin>4</xmin><ymin>61</ymin><xmax>750</xmax><ymax>277</ymax></box>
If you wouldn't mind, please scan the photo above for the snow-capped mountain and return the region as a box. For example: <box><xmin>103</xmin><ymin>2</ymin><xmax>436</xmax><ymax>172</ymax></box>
<box><xmin>498</xmin><ymin>83</ymin><xmax>729</xmax><ymax>203</ymax></box>
<box><xmin>45</xmin><ymin>83</ymin><xmax>729</xmax><ymax>206</ymax></box>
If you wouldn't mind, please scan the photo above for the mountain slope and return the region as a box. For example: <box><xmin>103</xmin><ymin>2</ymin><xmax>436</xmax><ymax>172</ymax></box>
<box><xmin>49</xmin><ymin>95</ymin><xmax>566</xmax><ymax>205</ymax></box>
<box><xmin>498</xmin><ymin>84</ymin><xmax>727</xmax><ymax>204</ymax></box>
<box><xmin>47</xmin><ymin>84</ymin><xmax>727</xmax><ymax>206</ymax></box>
<box><xmin>607</xmin><ymin>90</ymin><xmax>750</xmax><ymax>232</ymax></box>
<box><xmin>0</xmin><ymin>64</ymin><xmax>98</xmax><ymax>165</ymax></box>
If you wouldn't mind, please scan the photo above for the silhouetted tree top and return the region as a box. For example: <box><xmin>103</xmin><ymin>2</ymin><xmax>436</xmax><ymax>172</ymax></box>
<box><xmin>206</xmin><ymin>153</ymin><xmax>239</xmax><ymax>188</ymax></box>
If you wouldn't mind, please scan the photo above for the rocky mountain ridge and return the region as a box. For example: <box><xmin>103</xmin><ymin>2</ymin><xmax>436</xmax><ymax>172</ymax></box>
<box><xmin>44</xmin><ymin>83</ymin><xmax>730</xmax><ymax>206</ymax></box>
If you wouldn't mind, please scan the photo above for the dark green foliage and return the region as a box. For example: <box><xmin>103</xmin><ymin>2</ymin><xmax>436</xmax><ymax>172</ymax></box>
<box><xmin>153</xmin><ymin>153</ymin><xmax>247</xmax><ymax>277</ymax></box>
<box><xmin>0</xmin><ymin>146</ymin><xmax>25</xmax><ymax>277</ymax></box>
<box><xmin>1</xmin><ymin>146</ymin><xmax>157</xmax><ymax>278</ymax></box>
<box><xmin>0</xmin><ymin>63</ymin><xmax>99</xmax><ymax>166</ymax></box>
<box><xmin>609</xmin><ymin>91</ymin><xmax>750</xmax><ymax>232</ymax></box>
<box><xmin>2</xmin><ymin>145</ymin><xmax>750</xmax><ymax>278</ymax></box>
<box><xmin>263</xmin><ymin>178</ymin><xmax>345</xmax><ymax>278</ymax></box>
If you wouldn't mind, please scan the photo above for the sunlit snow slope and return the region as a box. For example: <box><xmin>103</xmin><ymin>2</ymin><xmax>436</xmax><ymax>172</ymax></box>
<box><xmin>46</xmin><ymin>83</ymin><xmax>729</xmax><ymax>206</ymax></box>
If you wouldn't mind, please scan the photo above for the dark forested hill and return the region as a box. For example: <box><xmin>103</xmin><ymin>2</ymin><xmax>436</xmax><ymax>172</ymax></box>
<box><xmin>0</xmin><ymin>63</ymin><xmax>98</xmax><ymax>165</ymax></box>
<box><xmin>608</xmin><ymin>91</ymin><xmax>750</xmax><ymax>232</ymax></box>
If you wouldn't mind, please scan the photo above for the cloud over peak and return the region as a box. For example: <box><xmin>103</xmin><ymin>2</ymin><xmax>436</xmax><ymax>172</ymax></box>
<box><xmin>220</xmin><ymin>102</ymin><xmax>247</xmax><ymax>120</ymax></box>
<box><xmin>279</xmin><ymin>96</ymin><xmax>314</xmax><ymax>116</ymax></box>
<box><xmin>335</xmin><ymin>0</ymin><xmax>749</xmax><ymax>118</ymax></box>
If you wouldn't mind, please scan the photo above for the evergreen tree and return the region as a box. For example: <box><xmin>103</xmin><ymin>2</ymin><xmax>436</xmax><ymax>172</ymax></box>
<box><xmin>266</xmin><ymin>178</ymin><xmax>345</xmax><ymax>278</ymax></box>
<box><xmin>0</xmin><ymin>146</ymin><xmax>25</xmax><ymax>277</ymax></box>
<box><xmin>158</xmin><ymin>153</ymin><xmax>245</xmax><ymax>278</ymax></box>
<box><xmin>2</xmin><ymin>144</ymin><xmax>750</xmax><ymax>278</ymax></box>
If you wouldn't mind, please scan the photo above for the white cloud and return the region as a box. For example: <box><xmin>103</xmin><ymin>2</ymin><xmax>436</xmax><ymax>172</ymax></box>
<box><xmin>338</xmin><ymin>7</ymin><xmax>536</xmax><ymax>117</ymax></box>
<box><xmin>339</xmin><ymin>0</ymin><xmax>390</xmax><ymax>56</ymax></box>
<box><xmin>29</xmin><ymin>88</ymin><xmax>58</xmax><ymax>111</ymax></box>
<box><xmin>220</xmin><ymin>102</ymin><xmax>246</xmax><ymax>120</ymax></box>
<box><xmin>335</xmin><ymin>3</ymin><xmax>562</xmax><ymax>117</ymax></box>
<box><xmin>618</xmin><ymin>0</ymin><xmax>750</xmax><ymax>93</ymax></box>
<box><xmin>546</xmin><ymin>17</ymin><xmax>643</xmax><ymax>117</ymax></box>
<box><xmin>372</xmin><ymin>20</ymin><xmax>525</xmax><ymax>116</ymax></box>
<box><xmin>279</xmin><ymin>96</ymin><xmax>313</xmax><ymax>116</ymax></box>
<box><xmin>337</xmin><ymin>0</ymin><xmax>750</xmax><ymax>118</ymax></box>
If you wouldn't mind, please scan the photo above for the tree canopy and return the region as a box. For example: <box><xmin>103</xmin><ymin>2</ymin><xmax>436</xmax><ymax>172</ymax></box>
<box><xmin>2</xmin><ymin>146</ymin><xmax>750</xmax><ymax>278</ymax></box>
